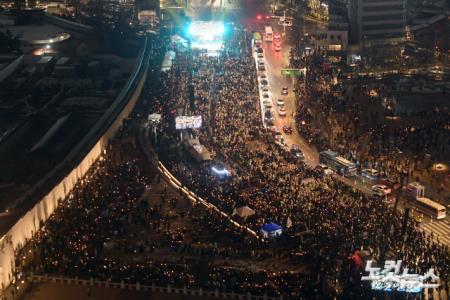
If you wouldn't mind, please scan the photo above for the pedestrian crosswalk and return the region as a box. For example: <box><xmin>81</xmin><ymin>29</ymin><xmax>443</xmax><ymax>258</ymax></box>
<box><xmin>420</xmin><ymin>219</ymin><xmax>450</xmax><ymax>246</ymax></box>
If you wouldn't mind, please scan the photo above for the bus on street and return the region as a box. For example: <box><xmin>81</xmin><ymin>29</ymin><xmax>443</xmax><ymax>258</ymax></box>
<box><xmin>264</xmin><ymin>26</ymin><xmax>273</xmax><ymax>42</ymax></box>
<box><xmin>415</xmin><ymin>197</ymin><xmax>446</xmax><ymax>219</ymax></box>
<box><xmin>253</xmin><ymin>31</ymin><xmax>262</xmax><ymax>47</ymax></box>
<box><xmin>319</xmin><ymin>150</ymin><xmax>357</xmax><ymax>177</ymax></box>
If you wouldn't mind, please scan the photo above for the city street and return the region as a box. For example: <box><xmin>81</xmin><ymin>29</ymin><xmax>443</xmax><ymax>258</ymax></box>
<box><xmin>247</xmin><ymin>14</ymin><xmax>450</xmax><ymax>249</ymax></box>
<box><xmin>339</xmin><ymin>174</ymin><xmax>450</xmax><ymax>246</ymax></box>
<box><xmin>2</xmin><ymin>0</ymin><xmax>449</xmax><ymax>298</ymax></box>
<box><xmin>248</xmin><ymin>17</ymin><xmax>322</xmax><ymax>167</ymax></box>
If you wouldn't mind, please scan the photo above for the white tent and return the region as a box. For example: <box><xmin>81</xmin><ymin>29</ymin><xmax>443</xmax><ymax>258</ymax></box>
<box><xmin>234</xmin><ymin>206</ymin><xmax>255</xmax><ymax>218</ymax></box>
<box><xmin>161</xmin><ymin>51</ymin><xmax>175</xmax><ymax>72</ymax></box>
<box><xmin>182</xmin><ymin>138</ymin><xmax>212</xmax><ymax>162</ymax></box>
<box><xmin>148</xmin><ymin>113</ymin><xmax>162</xmax><ymax>123</ymax></box>
<box><xmin>170</xmin><ymin>35</ymin><xmax>188</xmax><ymax>48</ymax></box>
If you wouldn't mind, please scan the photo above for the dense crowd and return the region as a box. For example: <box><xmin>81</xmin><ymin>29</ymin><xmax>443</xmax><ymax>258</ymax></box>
<box><xmin>150</xmin><ymin>29</ymin><xmax>449</xmax><ymax>296</ymax></box>
<box><xmin>149</xmin><ymin>32</ymin><xmax>450</xmax><ymax>297</ymax></box>
<box><xmin>294</xmin><ymin>52</ymin><xmax>449</xmax><ymax>193</ymax></box>
<box><xmin>18</xmin><ymin>31</ymin><xmax>449</xmax><ymax>299</ymax></box>
<box><xmin>26</xmin><ymin>156</ymin><xmax>148</xmax><ymax>277</ymax></box>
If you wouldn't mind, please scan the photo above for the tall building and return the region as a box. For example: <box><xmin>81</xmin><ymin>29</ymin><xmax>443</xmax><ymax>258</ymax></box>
<box><xmin>349</xmin><ymin>0</ymin><xmax>407</xmax><ymax>46</ymax></box>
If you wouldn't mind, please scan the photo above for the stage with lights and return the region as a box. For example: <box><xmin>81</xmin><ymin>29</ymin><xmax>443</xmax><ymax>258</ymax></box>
<box><xmin>188</xmin><ymin>21</ymin><xmax>225</xmax><ymax>56</ymax></box>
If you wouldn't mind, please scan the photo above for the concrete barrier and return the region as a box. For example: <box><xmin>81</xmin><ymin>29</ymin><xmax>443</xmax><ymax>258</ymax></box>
<box><xmin>0</xmin><ymin>37</ymin><xmax>151</xmax><ymax>290</ymax></box>
<box><xmin>154</xmin><ymin>159</ymin><xmax>261</xmax><ymax>240</ymax></box>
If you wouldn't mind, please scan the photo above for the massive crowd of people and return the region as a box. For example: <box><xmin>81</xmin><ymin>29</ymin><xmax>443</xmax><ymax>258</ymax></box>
<box><xmin>294</xmin><ymin>51</ymin><xmax>449</xmax><ymax>196</ymax></box>
<box><xmin>18</xmin><ymin>30</ymin><xmax>449</xmax><ymax>299</ymax></box>
<box><xmin>149</xmin><ymin>31</ymin><xmax>450</xmax><ymax>297</ymax></box>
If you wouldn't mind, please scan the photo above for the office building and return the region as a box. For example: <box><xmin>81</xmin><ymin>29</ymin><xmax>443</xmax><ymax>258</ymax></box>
<box><xmin>349</xmin><ymin>0</ymin><xmax>407</xmax><ymax>46</ymax></box>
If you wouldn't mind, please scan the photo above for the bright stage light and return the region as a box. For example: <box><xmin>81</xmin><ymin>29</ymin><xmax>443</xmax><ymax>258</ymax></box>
<box><xmin>211</xmin><ymin>166</ymin><xmax>230</xmax><ymax>176</ymax></box>
<box><xmin>188</xmin><ymin>23</ymin><xmax>194</xmax><ymax>35</ymax></box>
<box><xmin>187</xmin><ymin>21</ymin><xmax>225</xmax><ymax>55</ymax></box>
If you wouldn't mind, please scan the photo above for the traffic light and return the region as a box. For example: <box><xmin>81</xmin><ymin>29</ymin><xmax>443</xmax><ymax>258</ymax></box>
<box><xmin>256</xmin><ymin>14</ymin><xmax>270</xmax><ymax>21</ymax></box>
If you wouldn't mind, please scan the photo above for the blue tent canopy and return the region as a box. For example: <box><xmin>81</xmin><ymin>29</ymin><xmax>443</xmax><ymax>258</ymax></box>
<box><xmin>261</xmin><ymin>223</ymin><xmax>282</xmax><ymax>232</ymax></box>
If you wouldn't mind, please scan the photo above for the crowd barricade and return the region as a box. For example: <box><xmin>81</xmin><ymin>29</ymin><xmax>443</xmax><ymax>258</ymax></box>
<box><xmin>31</xmin><ymin>275</ymin><xmax>283</xmax><ymax>300</ymax></box>
<box><xmin>156</xmin><ymin>161</ymin><xmax>261</xmax><ymax>240</ymax></box>
<box><xmin>138</xmin><ymin>128</ymin><xmax>262</xmax><ymax>241</ymax></box>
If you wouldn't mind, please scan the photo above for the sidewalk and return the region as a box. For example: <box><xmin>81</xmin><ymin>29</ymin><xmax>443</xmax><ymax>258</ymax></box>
<box><xmin>20</xmin><ymin>282</ymin><xmax>221</xmax><ymax>300</ymax></box>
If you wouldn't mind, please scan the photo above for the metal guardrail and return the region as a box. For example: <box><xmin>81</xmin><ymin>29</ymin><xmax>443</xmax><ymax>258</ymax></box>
<box><xmin>32</xmin><ymin>275</ymin><xmax>283</xmax><ymax>300</ymax></box>
<box><xmin>157</xmin><ymin>161</ymin><xmax>261</xmax><ymax>239</ymax></box>
<box><xmin>137</xmin><ymin>126</ymin><xmax>262</xmax><ymax>240</ymax></box>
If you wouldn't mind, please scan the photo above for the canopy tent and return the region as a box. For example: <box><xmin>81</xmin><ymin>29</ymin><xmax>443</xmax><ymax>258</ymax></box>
<box><xmin>161</xmin><ymin>51</ymin><xmax>175</xmax><ymax>72</ymax></box>
<box><xmin>170</xmin><ymin>35</ymin><xmax>188</xmax><ymax>48</ymax></box>
<box><xmin>182</xmin><ymin>138</ymin><xmax>212</xmax><ymax>162</ymax></box>
<box><xmin>233</xmin><ymin>206</ymin><xmax>255</xmax><ymax>218</ymax></box>
<box><xmin>148</xmin><ymin>113</ymin><xmax>162</xmax><ymax>123</ymax></box>
<box><xmin>260</xmin><ymin>223</ymin><xmax>283</xmax><ymax>239</ymax></box>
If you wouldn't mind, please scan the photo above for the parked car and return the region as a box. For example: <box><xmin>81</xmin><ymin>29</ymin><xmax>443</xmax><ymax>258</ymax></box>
<box><xmin>274</xmin><ymin>41</ymin><xmax>281</xmax><ymax>51</ymax></box>
<box><xmin>290</xmin><ymin>145</ymin><xmax>304</xmax><ymax>159</ymax></box>
<box><xmin>264</xmin><ymin>101</ymin><xmax>273</xmax><ymax>109</ymax></box>
<box><xmin>273</xmin><ymin>130</ymin><xmax>283</xmax><ymax>141</ymax></box>
<box><xmin>283</xmin><ymin>125</ymin><xmax>293</xmax><ymax>134</ymax></box>
<box><xmin>278</xmin><ymin>19</ymin><xmax>292</xmax><ymax>27</ymax></box>
<box><xmin>372</xmin><ymin>184</ymin><xmax>392</xmax><ymax>196</ymax></box>
<box><xmin>264</xmin><ymin>110</ymin><xmax>273</xmax><ymax>121</ymax></box>
<box><xmin>378</xmin><ymin>179</ymin><xmax>402</xmax><ymax>191</ymax></box>
<box><xmin>361</xmin><ymin>168</ymin><xmax>379</xmax><ymax>180</ymax></box>
<box><xmin>315</xmin><ymin>164</ymin><xmax>334</xmax><ymax>176</ymax></box>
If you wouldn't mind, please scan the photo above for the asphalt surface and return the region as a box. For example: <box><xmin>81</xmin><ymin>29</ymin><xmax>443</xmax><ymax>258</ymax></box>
<box><xmin>249</xmin><ymin>18</ymin><xmax>321</xmax><ymax>167</ymax></box>
<box><xmin>245</xmin><ymin>15</ymin><xmax>450</xmax><ymax>247</ymax></box>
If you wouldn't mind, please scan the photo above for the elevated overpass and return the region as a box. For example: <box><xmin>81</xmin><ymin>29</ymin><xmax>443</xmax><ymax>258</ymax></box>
<box><xmin>0</xmin><ymin>33</ymin><xmax>153</xmax><ymax>290</ymax></box>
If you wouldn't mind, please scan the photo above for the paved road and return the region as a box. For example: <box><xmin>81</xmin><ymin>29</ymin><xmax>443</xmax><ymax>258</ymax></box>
<box><xmin>339</xmin><ymin>174</ymin><xmax>450</xmax><ymax>247</ymax></box>
<box><xmin>21</xmin><ymin>283</ymin><xmax>221</xmax><ymax>300</ymax></box>
<box><xmin>248</xmin><ymin>17</ymin><xmax>321</xmax><ymax>167</ymax></box>
<box><xmin>246</xmin><ymin>15</ymin><xmax>450</xmax><ymax>249</ymax></box>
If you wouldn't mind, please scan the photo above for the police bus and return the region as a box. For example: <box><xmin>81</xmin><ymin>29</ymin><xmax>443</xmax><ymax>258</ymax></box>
<box><xmin>319</xmin><ymin>150</ymin><xmax>357</xmax><ymax>177</ymax></box>
<box><xmin>415</xmin><ymin>197</ymin><xmax>446</xmax><ymax>219</ymax></box>
<box><xmin>253</xmin><ymin>32</ymin><xmax>262</xmax><ymax>47</ymax></box>
<box><xmin>264</xmin><ymin>26</ymin><xmax>273</xmax><ymax>42</ymax></box>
